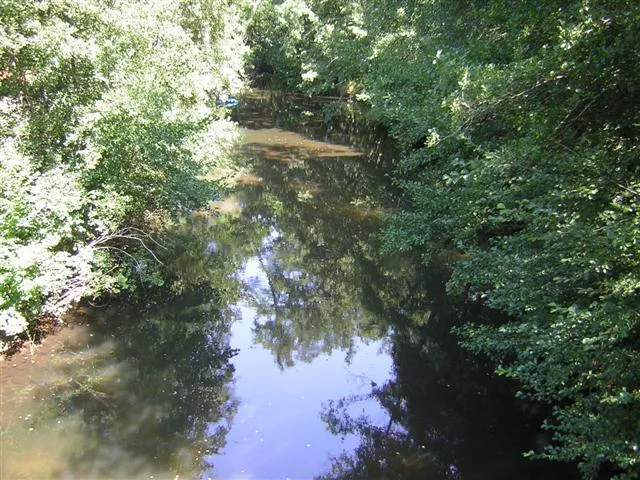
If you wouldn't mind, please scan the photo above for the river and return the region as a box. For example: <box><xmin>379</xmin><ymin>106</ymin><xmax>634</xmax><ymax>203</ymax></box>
<box><xmin>0</xmin><ymin>92</ymin><xmax>576</xmax><ymax>479</ymax></box>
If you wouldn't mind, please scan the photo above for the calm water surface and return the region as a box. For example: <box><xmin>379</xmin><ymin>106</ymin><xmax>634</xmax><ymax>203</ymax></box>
<box><xmin>0</xmin><ymin>93</ymin><xmax>575</xmax><ymax>479</ymax></box>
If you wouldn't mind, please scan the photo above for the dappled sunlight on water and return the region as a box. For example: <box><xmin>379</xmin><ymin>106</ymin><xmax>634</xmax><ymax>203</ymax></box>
<box><xmin>211</xmin><ymin>194</ymin><xmax>246</xmax><ymax>215</ymax></box>
<box><xmin>234</xmin><ymin>171</ymin><xmax>264</xmax><ymax>187</ymax></box>
<box><xmin>242</xmin><ymin>127</ymin><xmax>364</xmax><ymax>161</ymax></box>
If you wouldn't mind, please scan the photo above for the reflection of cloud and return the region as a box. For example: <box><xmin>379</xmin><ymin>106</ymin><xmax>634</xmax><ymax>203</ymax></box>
<box><xmin>241</xmin><ymin>257</ymin><xmax>268</xmax><ymax>291</ymax></box>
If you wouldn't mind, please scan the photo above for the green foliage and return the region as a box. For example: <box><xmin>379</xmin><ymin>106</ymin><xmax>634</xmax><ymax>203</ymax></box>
<box><xmin>0</xmin><ymin>0</ymin><xmax>247</xmax><ymax>341</ymax></box>
<box><xmin>246</xmin><ymin>0</ymin><xmax>322</xmax><ymax>90</ymax></box>
<box><xmin>246</xmin><ymin>0</ymin><xmax>640</xmax><ymax>477</ymax></box>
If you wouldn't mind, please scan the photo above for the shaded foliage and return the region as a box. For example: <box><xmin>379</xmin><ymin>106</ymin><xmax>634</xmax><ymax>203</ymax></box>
<box><xmin>246</xmin><ymin>1</ymin><xmax>640</xmax><ymax>477</ymax></box>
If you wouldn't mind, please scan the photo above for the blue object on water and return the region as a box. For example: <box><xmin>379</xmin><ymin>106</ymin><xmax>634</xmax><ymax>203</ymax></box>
<box><xmin>216</xmin><ymin>96</ymin><xmax>239</xmax><ymax>108</ymax></box>
<box><xmin>224</xmin><ymin>97</ymin><xmax>239</xmax><ymax>107</ymax></box>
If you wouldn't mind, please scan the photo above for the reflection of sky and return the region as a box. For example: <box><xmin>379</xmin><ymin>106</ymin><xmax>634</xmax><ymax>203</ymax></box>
<box><xmin>204</xmin><ymin>256</ymin><xmax>393</xmax><ymax>480</ymax></box>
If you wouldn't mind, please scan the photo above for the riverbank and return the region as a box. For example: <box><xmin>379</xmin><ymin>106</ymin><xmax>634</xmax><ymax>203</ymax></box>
<box><xmin>1</xmin><ymin>92</ymin><xmax>580</xmax><ymax>479</ymax></box>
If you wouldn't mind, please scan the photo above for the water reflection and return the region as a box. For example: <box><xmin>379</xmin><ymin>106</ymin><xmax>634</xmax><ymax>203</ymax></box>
<box><xmin>206</xmin><ymin>256</ymin><xmax>393</xmax><ymax>479</ymax></box>
<box><xmin>50</xmin><ymin>302</ymin><xmax>237</xmax><ymax>478</ymax></box>
<box><xmin>317</xmin><ymin>263</ymin><xmax>580</xmax><ymax>480</ymax></box>
<box><xmin>200</xmin><ymin>94</ymin><xmax>401</xmax><ymax>477</ymax></box>
<box><xmin>244</xmin><ymin>227</ymin><xmax>385</xmax><ymax>369</ymax></box>
<box><xmin>0</xmin><ymin>92</ymin><xmax>577</xmax><ymax>479</ymax></box>
<box><xmin>226</xmin><ymin>106</ymin><xmax>397</xmax><ymax>368</ymax></box>
<box><xmin>1</xmin><ymin>288</ymin><xmax>238</xmax><ymax>479</ymax></box>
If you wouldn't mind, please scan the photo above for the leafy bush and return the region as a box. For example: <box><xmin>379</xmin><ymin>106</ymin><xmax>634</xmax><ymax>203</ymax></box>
<box><xmin>247</xmin><ymin>1</ymin><xmax>640</xmax><ymax>477</ymax></box>
<box><xmin>0</xmin><ymin>0</ymin><xmax>247</xmax><ymax>343</ymax></box>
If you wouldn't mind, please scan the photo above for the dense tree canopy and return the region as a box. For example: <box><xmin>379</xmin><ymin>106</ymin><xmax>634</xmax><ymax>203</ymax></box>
<box><xmin>2</xmin><ymin>0</ymin><xmax>639</xmax><ymax>477</ymax></box>
<box><xmin>246</xmin><ymin>1</ymin><xmax>640</xmax><ymax>478</ymax></box>
<box><xmin>0</xmin><ymin>0</ymin><xmax>247</xmax><ymax>343</ymax></box>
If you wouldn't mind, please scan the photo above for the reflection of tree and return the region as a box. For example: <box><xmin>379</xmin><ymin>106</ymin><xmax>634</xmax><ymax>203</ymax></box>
<box><xmin>249</xmin><ymin>234</ymin><xmax>379</xmax><ymax>368</ymax></box>
<box><xmin>41</xmin><ymin>294</ymin><xmax>238</xmax><ymax>478</ymax></box>
<box><xmin>32</xmin><ymin>207</ymin><xmax>260</xmax><ymax>478</ymax></box>
<box><xmin>230</xmin><ymin>97</ymin><xmax>436</xmax><ymax>371</ymax></box>
<box><xmin>319</xmin><ymin>377</ymin><xmax>446</xmax><ymax>479</ymax></box>
<box><xmin>236</xmin><ymin>143</ymin><xmax>395</xmax><ymax>367</ymax></box>
<box><xmin>317</xmin><ymin>336</ymin><xmax>462</xmax><ymax>479</ymax></box>
<box><xmin>162</xmin><ymin>207</ymin><xmax>269</xmax><ymax>301</ymax></box>
<box><xmin>317</xmin><ymin>308</ymin><xmax>580</xmax><ymax>480</ymax></box>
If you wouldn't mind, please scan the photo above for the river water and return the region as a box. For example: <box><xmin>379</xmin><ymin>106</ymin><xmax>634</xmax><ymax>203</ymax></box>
<box><xmin>0</xmin><ymin>92</ymin><xmax>576</xmax><ymax>479</ymax></box>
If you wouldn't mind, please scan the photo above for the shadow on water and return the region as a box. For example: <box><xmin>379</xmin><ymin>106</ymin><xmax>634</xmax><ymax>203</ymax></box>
<box><xmin>1</xmin><ymin>301</ymin><xmax>238</xmax><ymax>478</ymax></box>
<box><xmin>0</xmin><ymin>203</ymin><xmax>258</xmax><ymax>478</ymax></box>
<box><xmin>316</xmin><ymin>262</ymin><xmax>580</xmax><ymax>480</ymax></box>
<box><xmin>229</xmin><ymin>92</ymin><xmax>578</xmax><ymax>479</ymax></box>
<box><xmin>14</xmin><ymin>210</ymin><xmax>254</xmax><ymax>478</ymax></box>
<box><xmin>0</xmin><ymin>91</ymin><xmax>579</xmax><ymax>479</ymax></box>
<box><xmin>42</xmin><ymin>299</ymin><xmax>238</xmax><ymax>479</ymax></box>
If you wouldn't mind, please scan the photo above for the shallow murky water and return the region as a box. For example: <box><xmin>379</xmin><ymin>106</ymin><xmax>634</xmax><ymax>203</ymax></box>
<box><xmin>0</xmin><ymin>92</ymin><xmax>576</xmax><ymax>479</ymax></box>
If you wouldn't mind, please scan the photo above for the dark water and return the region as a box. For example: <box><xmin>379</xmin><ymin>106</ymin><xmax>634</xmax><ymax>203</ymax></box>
<box><xmin>0</xmin><ymin>92</ymin><xmax>576</xmax><ymax>479</ymax></box>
